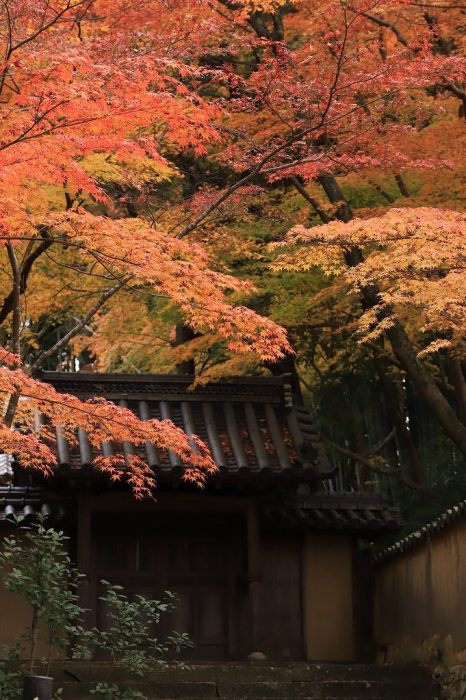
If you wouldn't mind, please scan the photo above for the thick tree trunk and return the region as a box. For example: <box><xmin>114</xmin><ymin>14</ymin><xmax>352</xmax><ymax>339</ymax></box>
<box><xmin>448</xmin><ymin>357</ymin><xmax>466</xmax><ymax>425</ymax></box>
<box><xmin>373</xmin><ymin>356</ymin><xmax>423</xmax><ymax>484</ymax></box>
<box><xmin>321</xmin><ymin>173</ymin><xmax>466</xmax><ymax>456</ymax></box>
<box><xmin>394</xmin><ymin>174</ymin><xmax>411</xmax><ymax>197</ymax></box>
<box><xmin>385</xmin><ymin>321</ymin><xmax>466</xmax><ymax>454</ymax></box>
<box><xmin>317</xmin><ymin>175</ymin><xmax>353</xmax><ymax>222</ymax></box>
<box><xmin>174</xmin><ymin>324</ymin><xmax>196</xmax><ymax>375</ymax></box>
<box><xmin>290</xmin><ymin>177</ymin><xmax>330</xmax><ymax>223</ymax></box>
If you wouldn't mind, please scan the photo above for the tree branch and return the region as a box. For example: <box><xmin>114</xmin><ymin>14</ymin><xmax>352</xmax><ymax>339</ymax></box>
<box><xmin>367</xmin><ymin>427</ymin><xmax>397</xmax><ymax>457</ymax></box>
<box><xmin>447</xmin><ymin>357</ymin><xmax>466</xmax><ymax>425</ymax></box>
<box><xmin>351</xmin><ymin>8</ymin><xmax>409</xmax><ymax>47</ymax></box>
<box><xmin>327</xmin><ymin>439</ymin><xmax>421</xmax><ymax>490</ymax></box>
<box><xmin>3</xmin><ymin>243</ymin><xmax>22</xmax><ymax>427</ymax></box>
<box><xmin>290</xmin><ymin>177</ymin><xmax>331</xmax><ymax>223</ymax></box>
<box><xmin>0</xmin><ymin>230</ymin><xmax>53</xmax><ymax>326</ymax></box>
<box><xmin>6</xmin><ymin>243</ymin><xmax>21</xmax><ymax>356</ymax></box>
<box><xmin>29</xmin><ymin>276</ymin><xmax>130</xmax><ymax>373</ymax></box>
<box><xmin>175</xmin><ymin>88</ymin><xmax>398</xmax><ymax>239</ymax></box>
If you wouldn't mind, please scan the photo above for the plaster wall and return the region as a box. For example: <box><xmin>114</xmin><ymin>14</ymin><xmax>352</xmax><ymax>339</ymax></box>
<box><xmin>0</xmin><ymin>530</ymin><xmax>58</xmax><ymax>660</ymax></box>
<box><xmin>302</xmin><ymin>533</ymin><xmax>355</xmax><ymax>662</ymax></box>
<box><xmin>373</xmin><ymin>517</ymin><xmax>466</xmax><ymax>664</ymax></box>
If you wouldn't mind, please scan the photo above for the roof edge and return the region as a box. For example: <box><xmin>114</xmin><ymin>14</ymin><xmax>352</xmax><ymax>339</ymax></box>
<box><xmin>39</xmin><ymin>371</ymin><xmax>295</xmax><ymax>404</ymax></box>
<box><xmin>40</xmin><ymin>371</ymin><xmax>290</xmax><ymax>387</ymax></box>
<box><xmin>371</xmin><ymin>499</ymin><xmax>466</xmax><ymax>566</ymax></box>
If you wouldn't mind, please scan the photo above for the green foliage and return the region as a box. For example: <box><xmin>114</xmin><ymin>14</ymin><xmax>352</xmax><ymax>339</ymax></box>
<box><xmin>0</xmin><ymin>516</ymin><xmax>83</xmax><ymax>673</ymax></box>
<box><xmin>0</xmin><ymin>519</ymin><xmax>192</xmax><ymax>700</ymax></box>
<box><xmin>90</xmin><ymin>682</ymin><xmax>146</xmax><ymax>700</ymax></box>
<box><xmin>72</xmin><ymin>581</ymin><xmax>191</xmax><ymax>676</ymax></box>
<box><xmin>339</xmin><ymin>177</ymin><xmax>411</xmax><ymax>208</ymax></box>
<box><xmin>0</xmin><ymin>647</ymin><xmax>22</xmax><ymax>700</ymax></box>
<box><xmin>70</xmin><ymin>580</ymin><xmax>191</xmax><ymax>700</ymax></box>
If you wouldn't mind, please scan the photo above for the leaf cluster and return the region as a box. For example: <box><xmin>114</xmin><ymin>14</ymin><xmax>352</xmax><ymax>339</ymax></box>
<box><xmin>71</xmin><ymin>584</ymin><xmax>191</xmax><ymax>676</ymax></box>
<box><xmin>0</xmin><ymin>516</ymin><xmax>83</xmax><ymax>672</ymax></box>
<box><xmin>0</xmin><ymin>519</ymin><xmax>192</xmax><ymax>700</ymax></box>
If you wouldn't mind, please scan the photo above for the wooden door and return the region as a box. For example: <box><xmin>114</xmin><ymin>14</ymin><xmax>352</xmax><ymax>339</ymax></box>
<box><xmin>162</xmin><ymin>537</ymin><xmax>228</xmax><ymax>658</ymax></box>
<box><xmin>91</xmin><ymin>513</ymin><xmax>245</xmax><ymax>659</ymax></box>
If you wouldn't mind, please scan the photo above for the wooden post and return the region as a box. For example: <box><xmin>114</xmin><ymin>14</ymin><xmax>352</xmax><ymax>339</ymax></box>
<box><xmin>77</xmin><ymin>496</ymin><xmax>94</xmax><ymax>629</ymax></box>
<box><xmin>247</xmin><ymin>500</ymin><xmax>263</xmax><ymax>654</ymax></box>
<box><xmin>23</xmin><ymin>675</ymin><xmax>53</xmax><ymax>700</ymax></box>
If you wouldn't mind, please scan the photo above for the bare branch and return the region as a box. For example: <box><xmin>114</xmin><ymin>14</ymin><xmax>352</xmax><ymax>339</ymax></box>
<box><xmin>351</xmin><ymin>7</ymin><xmax>409</xmax><ymax>47</ymax></box>
<box><xmin>0</xmin><ymin>230</ymin><xmax>53</xmax><ymax>325</ymax></box>
<box><xmin>175</xmin><ymin>89</ymin><xmax>401</xmax><ymax>239</ymax></box>
<box><xmin>327</xmin><ymin>439</ymin><xmax>421</xmax><ymax>490</ymax></box>
<box><xmin>3</xmin><ymin>243</ymin><xmax>22</xmax><ymax>427</ymax></box>
<box><xmin>9</xmin><ymin>0</ymin><xmax>94</xmax><ymax>55</ymax></box>
<box><xmin>29</xmin><ymin>276</ymin><xmax>130</xmax><ymax>372</ymax></box>
<box><xmin>367</xmin><ymin>427</ymin><xmax>397</xmax><ymax>457</ymax></box>
<box><xmin>290</xmin><ymin>177</ymin><xmax>331</xmax><ymax>223</ymax></box>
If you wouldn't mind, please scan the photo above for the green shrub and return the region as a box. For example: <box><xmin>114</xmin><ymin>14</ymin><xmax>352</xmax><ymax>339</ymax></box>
<box><xmin>0</xmin><ymin>516</ymin><xmax>191</xmax><ymax>700</ymax></box>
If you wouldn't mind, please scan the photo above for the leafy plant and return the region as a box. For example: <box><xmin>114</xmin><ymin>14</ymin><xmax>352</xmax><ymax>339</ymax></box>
<box><xmin>0</xmin><ymin>516</ymin><xmax>83</xmax><ymax>674</ymax></box>
<box><xmin>90</xmin><ymin>682</ymin><xmax>146</xmax><ymax>700</ymax></box>
<box><xmin>0</xmin><ymin>647</ymin><xmax>22</xmax><ymax>700</ymax></box>
<box><xmin>72</xmin><ymin>581</ymin><xmax>192</xmax><ymax>675</ymax></box>
<box><xmin>0</xmin><ymin>518</ymin><xmax>192</xmax><ymax>700</ymax></box>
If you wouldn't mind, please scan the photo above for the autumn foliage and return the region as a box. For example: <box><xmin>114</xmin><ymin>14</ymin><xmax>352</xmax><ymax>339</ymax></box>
<box><xmin>0</xmin><ymin>0</ymin><xmax>465</xmax><ymax>493</ymax></box>
<box><xmin>0</xmin><ymin>0</ymin><xmax>291</xmax><ymax>493</ymax></box>
<box><xmin>275</xmin><ymin>208</ymin><xmax>466</xmax><ymax>355</ymax></box>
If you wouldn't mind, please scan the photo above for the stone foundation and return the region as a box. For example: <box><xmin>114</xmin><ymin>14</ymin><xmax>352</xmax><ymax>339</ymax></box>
<box><xmin>436</xmin><ymin>665</ymin><xmax>466</xmax><ymax>700</ymax></box>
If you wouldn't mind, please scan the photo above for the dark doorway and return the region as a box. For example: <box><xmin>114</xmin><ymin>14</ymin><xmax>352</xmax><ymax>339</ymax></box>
<box><xmin>91</xmin><ymin>511</ymin><xmax>247</xmax><ymax>659</ymax></box>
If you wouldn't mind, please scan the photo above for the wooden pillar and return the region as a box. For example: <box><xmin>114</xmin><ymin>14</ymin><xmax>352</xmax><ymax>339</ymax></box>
<box><xmin>247</xmin><ymin>500</ymin><xmax>263</xmax><ymax>654</ymax></box>
<box><xmin>77</xmin><ymin>496</ymin><xmax>94</xmax><ymax>629</ymax></box>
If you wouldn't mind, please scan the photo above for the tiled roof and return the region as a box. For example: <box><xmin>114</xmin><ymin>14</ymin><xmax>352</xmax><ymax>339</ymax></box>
<box><xmin>0</xmin><ymin>486</ymin><xmax>400</xmax><ymax>534</ymax></box>
<box><xmin>0</xmin><ymin>486</ymin><xmax>67</xmax><ymax>521</ymax></box>
<box><xmin>371</xmin><ymin>499</ymin><xmax>466</xmax><ymax>565</ymax></box>
<box><xmin>261</xmin><ymin>492</ymin><xmax>401</xmax><ymax>535</ymax></box>
<box><xmin>0</xmin><ymin>453</ymin><xmax>13</xmax><ymax>479</ymax></box>
<box><xmin>40</xmin><ymin>372</ymin><xmax>334</xmax><ymax>481</ymax></box>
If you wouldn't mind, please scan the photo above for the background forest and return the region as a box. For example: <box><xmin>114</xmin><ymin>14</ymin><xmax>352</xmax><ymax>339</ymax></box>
<box><xmin>0</xmin><ymin>0</ymin><xmax>465</xmax><ymax>530</ymax></box>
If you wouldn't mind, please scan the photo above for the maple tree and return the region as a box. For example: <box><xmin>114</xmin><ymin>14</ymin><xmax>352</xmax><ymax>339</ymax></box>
<box><xmin>148</xmin><ymin>0</ymin><xmax>466</xmax><ymax>489</ymax></box>
<box><xmin>198</xmin><ymin>0</ymin><xmax>466</xmax><ymax>482</ymax></box>
<box><xmin>169</xmin><ymin>1</ymin><xmax>465</xmax><ymax>478</ymax></box>
<box><xmin>0</xmin><ymin>0</ymin><xmax>295</xmax><ymax>494</ymax></box>
<box><xmin>1</xmin><ymin>0</ymin><xmax>465</xmax><ymax>497</ymax></box>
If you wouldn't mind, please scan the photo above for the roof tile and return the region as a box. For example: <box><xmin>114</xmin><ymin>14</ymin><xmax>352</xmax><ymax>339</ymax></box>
<box><xmin>42</xmin><ymin>373</ymin><xmax>334</xmax><ymax>480</ymax></box>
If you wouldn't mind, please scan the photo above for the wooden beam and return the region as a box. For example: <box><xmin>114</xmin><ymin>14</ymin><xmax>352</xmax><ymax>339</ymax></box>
<box><xmin>247</xmin><ymin>499</ymin><xmax>263</xmax><ymax>653</ymax></box>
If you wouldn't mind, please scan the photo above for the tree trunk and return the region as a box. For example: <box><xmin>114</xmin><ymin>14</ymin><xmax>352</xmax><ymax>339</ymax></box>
<box><xmin>373</xmin><ymin>356</ymin><xmax>423</xmax><ymax>484</ymax></box>
<box><xmin>174</xmin><ymin>324</ymin><xmax>196</xmax><ymax>375</ymax></box>
<box><xmin>290</xmin><ymin>177</ymin><xmax>331</xmax><ymax>223</ymax></box>
<box><xmin>368</xmin><ymin>179</ymin><xmax>395</xmax><ymax>203</ymax></box>
<box><xmin>241</xmin><ymin>3</ymin><xmax>466</xmax><ymax>456</ymax></box>
<box><xmin>320</xmin><ymin>173</ymin><xmax>466</xmax><ymax>456</ymax></box>
<box><xmin>448</xmin><ymin>357</ymin><xmax>466</xmax><ymax>425</ymax></box>
<box><xmin>29</xmin><ymin>609</ymin><xmax>39</xmax><ymax>674</ymax></box>
<box><xmin>394</xmin><ymin>174</ymin><xmax>411</xmax><ymax>197</ymax></box>
<box><xmin>317</xmin><ymin>175</ymin><xmax>353</xmax><ymax>222</ymax></box>
<box><xmin>385</xmin><ymin>321</ymin><xmax>466</xmax><ymax>454</ymax></box>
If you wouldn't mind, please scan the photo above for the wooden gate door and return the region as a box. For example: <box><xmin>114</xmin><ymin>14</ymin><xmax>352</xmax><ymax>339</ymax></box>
<box><xmin>160</xmin><ymin>536</ymin><xmax>229</xmax><ymax>659</ymax></box>
<box><xmin>91</xmin><ymin>512</ymin><xmax>245</xmax><ymax>659</ymax></box>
